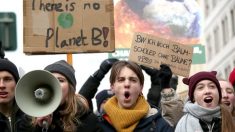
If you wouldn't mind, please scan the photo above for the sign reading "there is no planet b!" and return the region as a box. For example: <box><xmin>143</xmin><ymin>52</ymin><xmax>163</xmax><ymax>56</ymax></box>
<box><xmin>23</xmin><ymin>0</ymin><xmax>115</xmax><ymax>54</ymax></box>
<box><xmin>129</xmin><ymin>32</ymin><xmax>193</xmax><ymax>77</ymax></box>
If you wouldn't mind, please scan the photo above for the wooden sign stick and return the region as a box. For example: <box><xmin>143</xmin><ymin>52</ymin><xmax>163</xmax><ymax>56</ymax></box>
<box><xmin>67</xmin><ymin>53</ymin><xmax>73</xmax><ymax>65</ymax></box>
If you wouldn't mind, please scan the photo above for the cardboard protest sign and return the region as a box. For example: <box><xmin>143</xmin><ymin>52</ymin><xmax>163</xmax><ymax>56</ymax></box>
<box><xmin>23</xmin><ymin>0</ymin><xmax>115</xmax><ymax>54</ymax></box>
<box><xmin>129</xmin><ymin>32</ymin><xmax>193</xmax><ymax>77</ymax></box>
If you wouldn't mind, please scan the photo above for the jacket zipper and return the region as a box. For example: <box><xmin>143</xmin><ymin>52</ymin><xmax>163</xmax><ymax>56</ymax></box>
<box><xmin>8</xmin><ymin>117</ymin><xmax>12</xmax><ymax>132</ymax></box>
<box><xmin>209</xmin><ymin>122</ymin><xmax>215</xmax><ymax>132</ymax></box>
<box><xmin>204</xmin><ymin>120</ymin><xmax>215</xmax><ymax>132</ymax></box>
<box><xmin>201</xmin><ymin>119</ymin><xmax>215</xmax><ymax>132</ymax></box>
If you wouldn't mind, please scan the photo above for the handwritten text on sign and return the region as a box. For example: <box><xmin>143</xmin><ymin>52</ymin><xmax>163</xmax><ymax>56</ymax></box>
<box><xmin>24</xmin><ymin>0</ymin><xmax>114</xmax><ymax>54</ymax></box>
<box><xmin>129</xmin><ymin>32</ymin><xmax>193</xmax><ymax>77</ymax></box>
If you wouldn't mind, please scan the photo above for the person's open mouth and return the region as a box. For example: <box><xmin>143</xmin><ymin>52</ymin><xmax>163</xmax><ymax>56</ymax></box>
<box><xmin>124</xmin><ymin>91</ymin><xmax>130</xmax><ymax>99</ymax></box>
<box><xmin>222</xmin><ymin>101</ymin><xmax>231</xmax><ymax>106</ymax></box>
<box><xmin>204</xmin><ymin>96</ymin><xmax>213</xmax><ymax>103</ymax></box>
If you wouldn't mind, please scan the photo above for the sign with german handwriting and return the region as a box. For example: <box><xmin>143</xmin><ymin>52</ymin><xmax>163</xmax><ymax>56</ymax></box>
<box><xmin>23</xmin><ymin>0</ymin><xmax>115</xmax><ymax>54</ymax></box>
<box><xmin>129</xmin><ymin>32</ymin><xmax>193</xmax><ymax>77</ymax></box>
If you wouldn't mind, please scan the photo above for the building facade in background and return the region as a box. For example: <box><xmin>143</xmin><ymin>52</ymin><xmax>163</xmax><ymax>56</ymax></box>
<box><xmin>203</xmin><ymin>0</ymin><xmax>235</xmax><ymax>78</ymax></box>
<box><xmin>177</xmin><ymin>0</ymin><xmax>235</xmax><ymax>100</ymax></box>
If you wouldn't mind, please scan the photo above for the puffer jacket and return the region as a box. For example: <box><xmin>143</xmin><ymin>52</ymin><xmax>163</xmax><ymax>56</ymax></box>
<box><xmin>0</xmin><ymin>101</ymin><xmax>33</xmax><ymax>132</ymax></box>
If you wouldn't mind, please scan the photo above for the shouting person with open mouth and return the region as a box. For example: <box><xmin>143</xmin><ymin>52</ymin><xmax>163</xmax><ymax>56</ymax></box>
<box><xmin>175</xmin><ymin>71</ymin><xmax>235</xmax><ymax>132</ymax></box>
<box><xmin>99</xmin><ymin>60</ymin><xmax>174</xmax><ymax>132</ymax></box>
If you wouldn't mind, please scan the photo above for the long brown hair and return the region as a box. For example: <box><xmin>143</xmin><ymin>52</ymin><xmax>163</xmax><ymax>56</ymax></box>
<box><xmin>59</xmin><ymin>84</ymin><xmax>89</xmax><ymax>131</ymax></box>
<box><xmin>32</xmin><ymin>84</ymin><xmax>89</xmax><ymax>131</ymax></box>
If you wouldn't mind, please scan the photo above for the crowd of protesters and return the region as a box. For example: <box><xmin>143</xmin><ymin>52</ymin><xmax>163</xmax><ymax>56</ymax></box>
<box><xmin>1</xmin><ymin>44</ymin><xmax>235</xmax><ymax>131</ymax></box>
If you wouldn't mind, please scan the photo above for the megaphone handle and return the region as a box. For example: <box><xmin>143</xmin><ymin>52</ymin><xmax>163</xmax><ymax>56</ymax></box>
<box><xmin>42</xmin><ymin>120</ymin><xmax>48</xmax><ymax>132</ymax></box>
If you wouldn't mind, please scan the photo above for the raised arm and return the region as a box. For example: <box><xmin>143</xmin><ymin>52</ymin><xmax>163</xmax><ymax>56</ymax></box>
<box><xmin>79</xmin><ymin>58</ymin><xmax>118</xmax><ymax>110</ymax></box>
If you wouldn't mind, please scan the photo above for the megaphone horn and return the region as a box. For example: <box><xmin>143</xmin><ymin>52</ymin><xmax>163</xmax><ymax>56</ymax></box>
<box><xmin>15</xmin><ymin>70</ymin><xmax>62</xmax><ymax>117</ymax></box>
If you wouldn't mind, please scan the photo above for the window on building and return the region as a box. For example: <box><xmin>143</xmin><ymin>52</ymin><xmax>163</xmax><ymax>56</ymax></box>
<box><xmin>233</xmin><ymin>58</ymin><xmax>235</xmax><ymax>67</ymax></box>
<box><xmin>204</xmin><ymin>0</ymin><xmax>210</xmax><ymax>17</ymax></box>
<box><xmin>212</xmin><ymin>0</ymin><xmax>217</xmax><ymax>9</ymax></box>
<box><xmin>222</xmin><ymin>16</ymin><xmax>229</xmax><ymax>45</ymax></box>
<box><xmin>213</xmin><ymin>26</ymin><xmax>219</xmax><ymax>53</ymax></box>
<box><xmin>231</xmin><ymin>9</ymin><xmax>235</xmax><ymax>36</ymax></box>
<box><xmin>0</xmin><ymin>12</ymin><xmax>17</xmax><ymax>51</ymax></box>
<box><xmin>217</xmin><ymin>70</ymin><xmax>222</xmax><ymax>79</ymax></box>
<box><xmin>206</xmin><ymin>35</ymin><xmax>212</xmax><ymax>61</ymax></box>
<box><xmin>225</xmin><ymin>65</ymin><xmax>232</xmax><ymax>79</ymax></box>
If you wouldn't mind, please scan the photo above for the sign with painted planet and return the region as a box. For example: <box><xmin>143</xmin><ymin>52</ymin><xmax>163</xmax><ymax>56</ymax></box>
<box><xmin>114</xmin><ymin>0</ymin><xmax>201</xmax><ymax>48</ymax></box>
<box><xmin>23</xmin><ymin>0</ymin><xmax>115</xmax><ymax>54</ymax></box>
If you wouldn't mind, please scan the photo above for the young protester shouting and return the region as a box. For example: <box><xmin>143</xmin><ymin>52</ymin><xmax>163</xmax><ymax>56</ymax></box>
<box><xmin>175</xmin><ymin>71</ymin><xmax>235</xmax><ymax>132</ymax></box>
<box><xmin>99</xmin><ymin>60</ymin><xmax>174</xmax><ymax>132</ymax></box>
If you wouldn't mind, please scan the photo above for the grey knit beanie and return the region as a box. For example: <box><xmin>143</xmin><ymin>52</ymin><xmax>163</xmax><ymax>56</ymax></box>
<box><xmin>44</xmin><ymin>60</ymin><xmax>76</xmax><ymax>89</ymax></box>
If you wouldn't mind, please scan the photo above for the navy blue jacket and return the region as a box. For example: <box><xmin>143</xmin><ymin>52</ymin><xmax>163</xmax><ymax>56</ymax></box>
<box><xmin>99</xmin><ymin>109</ymin><xmax>174</xmax><ymax>132</ymax></box>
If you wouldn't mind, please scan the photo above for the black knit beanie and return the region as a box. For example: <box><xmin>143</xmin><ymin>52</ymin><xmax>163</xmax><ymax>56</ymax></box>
<box><xmin>95</xmin><ymin>89</ymin><xmax>114</xmax><ymax>112</ymax></box>
<box><xmin>44</xmin><ymin>60</ymin><xmax>76</xmax><ymax>89</ymax></box>
<box><xmin>0</xmin><ymin>58</ymin><xmax>19</xmax><ymax>82</ymax></box>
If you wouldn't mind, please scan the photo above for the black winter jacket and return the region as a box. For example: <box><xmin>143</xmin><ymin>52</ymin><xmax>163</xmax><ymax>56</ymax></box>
<box><xmin>0</xmin><ymin>102</ymin><xmax>32</xmax><ymax>132</ymax></box>
<box><xmin>79</xmin><ymin>76</ymin><xmax>100</xmax><ymax>111</ymax></box>
<box><xmin>199</xmin><ymin>117</ymin><xmax>221</xmax><ymax>132</ymax></box>
<box><xmin>33</xmin><ymin>104</ymin><xmax>102</xmax><ymax>132</ymax></box>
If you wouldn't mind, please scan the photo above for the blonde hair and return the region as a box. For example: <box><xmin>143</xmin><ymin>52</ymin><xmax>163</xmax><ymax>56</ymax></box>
<box><xmin>233</xmin><ymin>102</ymin><xmax>235</xmax><ymax>120</ymax></box>
<box><xmin>221</xmin><ymin>104</ymin><xmax>235</xmax><ymax>132</ymax></box>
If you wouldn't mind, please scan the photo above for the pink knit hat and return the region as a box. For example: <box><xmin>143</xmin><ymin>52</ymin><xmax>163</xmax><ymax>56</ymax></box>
<box><xmin>183</xmin><ymin>71</ymin><xmax>222</xmax><ymax>102</ymax></box>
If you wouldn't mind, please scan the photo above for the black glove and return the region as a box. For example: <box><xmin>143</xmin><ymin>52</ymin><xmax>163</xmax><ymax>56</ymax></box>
<box><xmin>93</xmin><ymin>58</ymin><xmax>119</xmax><ymax>81</ymax></box>
<box><xmin>100</xmin><ymin>58</ymin><xmax>119</xmax><ymax>74</ymax></box>
<box><xmin>141</xmin><ymin>65</ymin><xmax>161</xmax><ymax>107</ymax></box>
<box><xmin>0</xmin><ymin>41</ymin><xmax>5</xmax><ymax>59</ymax></box>
<box><xmin>141</xmin><ymin>65</ymin><xmax>159</xmax><ymax>84</ymax></box>
<box><xmin>158</xmin><ymin>64</ymin><xmax>172</xmax><ymax>89</ymax></box>
<box><xmin>170</xmin><ymin>75</ymin><xmax>178</xmax><ymax>90</ymax></box>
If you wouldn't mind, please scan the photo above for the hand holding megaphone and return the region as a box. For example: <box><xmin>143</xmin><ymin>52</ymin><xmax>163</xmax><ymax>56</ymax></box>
<box><xmin>35</xmin><ymin>114</ymin><xmax>53</xmax><ymax>131</ymax></box>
